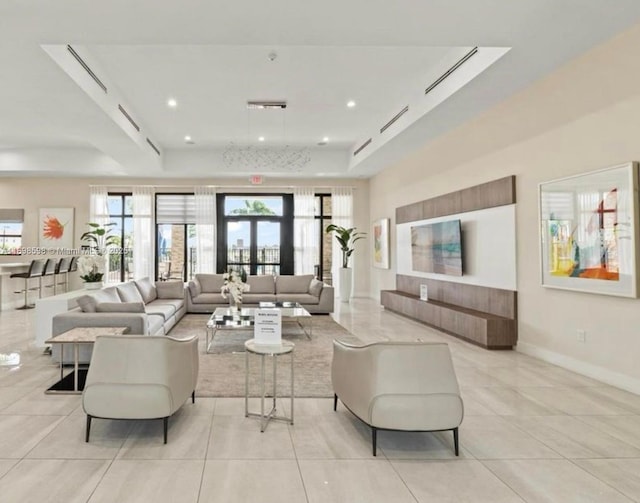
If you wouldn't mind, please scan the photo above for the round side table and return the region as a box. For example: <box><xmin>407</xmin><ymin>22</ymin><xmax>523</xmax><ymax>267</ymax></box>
<box><xmin>244</xmin><ymin>339</ymin><xmax>295</xmax><ymax>432</ymax></box>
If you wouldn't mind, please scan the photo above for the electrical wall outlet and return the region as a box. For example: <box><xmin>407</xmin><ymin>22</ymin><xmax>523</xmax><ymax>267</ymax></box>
<box><xmin>577</xmin><ymin>329</ymin><xmax>586</xmax><ymax>343</ymax></box>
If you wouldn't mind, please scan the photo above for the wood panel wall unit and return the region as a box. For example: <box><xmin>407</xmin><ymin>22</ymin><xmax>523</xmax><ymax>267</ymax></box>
<box><xmin>383</xmin><ymin>176</ymin><xmax>518</xmax><ymax>349</ymax></box>
<box><xmin>396</xmin><ymin>175</ymin><xmax>515</xmax><ymax>224</ymax></box>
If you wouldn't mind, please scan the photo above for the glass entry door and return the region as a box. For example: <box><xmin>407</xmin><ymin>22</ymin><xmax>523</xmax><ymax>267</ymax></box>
<box><xmin>218</xmin><ymin>194</ymin><xmax>293</xmax><ymax>275</ymax></box>
<box><xmin>226</xmin><ymin>220</ymin><xmax>281</xmax><ymax>275</ymax></box>
<box><xmin>256</xmin><ymin>221</ymin><xmax>280</xmax><ymax>275</ymax></box>
<box><xmin>226</xmin><ymin>220</ymin><xmax>251</xmax><ymax>275</ymax></box>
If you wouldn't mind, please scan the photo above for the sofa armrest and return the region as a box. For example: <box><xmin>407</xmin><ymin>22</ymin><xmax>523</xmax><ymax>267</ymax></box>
<box><xmin>317</xmin><ymin>285</ymin><xmax>334</xmax><ymax>313</ymax></box>
<box><xmin>187</xmin><ymin>279</ymin><xmax>201</xmax><ymax>299</ymax></box>
<box><xmin>331</xmin><ymin>339</ymin><xmax>376</xmax><ymax>422</ymax></box>
<box><xmin>52</xmin><ymin>312</ymin><xmax>149</xmax><ymax>336</ymax></box>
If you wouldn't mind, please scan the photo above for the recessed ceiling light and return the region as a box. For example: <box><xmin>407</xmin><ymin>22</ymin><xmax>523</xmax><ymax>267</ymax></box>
<box><xmin>346</xmin><ymin>100</ymin><xmax>356</xmax><ymax>108</ymax></box>
<box><xmin>258</xmin><ymin>136</ymin><xmax>265</xmax><ymax>142</ymax></box>
<box><xmin>167</xmin><ymin>98</ymin><xmax>177</xmax><ymax>108</ymax></box>
<box><xmin>184</xmin><ymin>135</ymin><xmax>192</xmax><ymax>142</ymax></box>
<box><xmin>322</xmin><ymin>137</ymin><xmax>329</xmax><ymax>143</ymax></box>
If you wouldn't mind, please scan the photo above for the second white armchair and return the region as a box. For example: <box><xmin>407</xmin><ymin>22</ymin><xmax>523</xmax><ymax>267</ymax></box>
<box><xmin>332</xmin><ymin>340</ymin><xmax>464</xmax><ymax>456</ymax></box>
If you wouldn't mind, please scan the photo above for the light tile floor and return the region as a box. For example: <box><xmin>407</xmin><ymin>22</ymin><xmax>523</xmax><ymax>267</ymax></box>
<box><xmin>0</xmin><ymin>299</ymin><xmax>639</xmax><ymax>502</ymax></box>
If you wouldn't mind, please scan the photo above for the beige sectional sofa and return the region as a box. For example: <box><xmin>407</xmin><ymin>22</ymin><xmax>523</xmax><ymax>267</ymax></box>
<box><xmin>51</xmin><ymin>278</ymin><xmax>186</xmax><ymax>363</ymax></box>
<box><xmin>187</xmin><ymin>274</ymin><xmax>334</xmax><ymax>314</ymax></box>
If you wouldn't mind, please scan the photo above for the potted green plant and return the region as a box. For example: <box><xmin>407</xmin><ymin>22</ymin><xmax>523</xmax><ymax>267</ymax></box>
<box><xmin>78</xmin><ymin>222</ymin><xmax>117</xmax><ymax>288</ymax></box>
<box><xmin>80</xmin><ymin>222</ymin><xmax>118</xmax><ymax>253</ymax></box>
<box><xmin>325</xmin><ymin>224</ymin><xmax>366</xmax><ymax>302</ymax></box>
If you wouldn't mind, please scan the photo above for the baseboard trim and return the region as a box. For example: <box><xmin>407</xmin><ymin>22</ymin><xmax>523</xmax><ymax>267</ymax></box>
<box><xmin>516</xmin><ymin>341</ymin><xmax>640</xmax><ymax>395</ymax></box>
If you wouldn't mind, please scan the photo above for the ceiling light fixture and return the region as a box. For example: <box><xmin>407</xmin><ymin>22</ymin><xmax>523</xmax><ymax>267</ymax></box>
<box><xmin>167</xmin><ymin>98</ymin><xmax>177</xmax><ymax>108</ymax></box>
<box><xmin>247</xmin><ymin>100</ymin><xmax>287</xmax><ymax>109</ymax></box>
<box><xmin>346</xmin><ymin>100</ymin><xmax>356</xmax><ymax>108</ymax></box>
<box><xmin>223</xmin><ymin>144</ymin><xmax>311</xmax><ymax>173</ymax></box>
<box><xmin>322</xmin><ymin>137</ymin><xmax>329</xmax><ymax>143</ymax></box>
<box><xmin>223</xmin><ymin>102</ymin><xmax>311</xmax><ymax>173</ymax></box>
<box><xmin>184</xmin><ymin>135</ymin><xmax>192</xmax><ymax>142</ymax></box>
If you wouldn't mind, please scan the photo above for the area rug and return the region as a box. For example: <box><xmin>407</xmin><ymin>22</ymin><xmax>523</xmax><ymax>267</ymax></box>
<box><xmin>170</xmin><ymin>314</ymin><xmax>361</xmax><ymax>398</ymax></box>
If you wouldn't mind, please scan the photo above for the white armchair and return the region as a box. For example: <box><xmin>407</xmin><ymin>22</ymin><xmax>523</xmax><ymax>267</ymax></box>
<box><xmin>83</xmin><ymin>334</ymin><xmax>199</xmax><ymax>443</ymax></box>
<box><xmin>332</xmin><ymin>340</ymin><xmax>464</xmax><ymax>456</ymax></box>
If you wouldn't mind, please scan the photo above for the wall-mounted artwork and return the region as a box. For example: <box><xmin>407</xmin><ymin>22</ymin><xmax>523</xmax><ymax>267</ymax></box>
<box><xmin>539</xmin><ymin>162</ymin><xmax>639</xmax><ymax>297</ymax></box>
<box><xmin>411</xmin><ymin>219</ymin><xmax>463</xmax><ymax>276</ymax></box>
<box><xmin>39</xmin><ymin>208</ymin><xmax>74</xmax><ymax>249</ymax></box>
<box><xmin>372</xmin><ymin>218</ymin><xmax>390</xmax><ymax>269</ymax></box>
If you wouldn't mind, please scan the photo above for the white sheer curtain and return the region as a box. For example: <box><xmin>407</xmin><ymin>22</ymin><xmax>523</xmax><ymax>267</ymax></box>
<box><xmin>89</xmin><ymin>186</ymin><xmax>111</xmax><ymax>280</ymax></box>
<box><xmin>89</xmin><ymin>186</ymin><xmax>109</xmax><ymax>226</ymax></box>
<box><xmin>132</xmin><ymin>186</ymin><xmax>154</xmax><ymax>280</ymax></box>
<box><xmin>294</xmin><ymin>187</ymin><xmax>317</xmax><ymax>275</ymax></box>
<box><xmin>331</xmin><ymin>187</ymin><xmax>353</xmax><ymax>298</ymax></box>
<box><xmin>195</xmin><ymin>186</ymin><xmax>216</xmax><ymax>273</ymax></box>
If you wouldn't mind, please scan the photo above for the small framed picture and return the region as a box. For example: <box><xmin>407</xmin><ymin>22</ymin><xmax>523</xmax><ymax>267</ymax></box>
<box><xmin>39</xmin><ymin>208</ymin><xmax>74</xmax><ymax>249</ymax></box>
<box><xmin>372</xmin><ymin>218</ymin><xmax>390</xmax><ymax>269</ymax></box>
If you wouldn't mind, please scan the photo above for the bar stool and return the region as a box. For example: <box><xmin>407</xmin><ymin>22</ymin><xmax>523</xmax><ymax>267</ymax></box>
<box><xmin>42</xmin><ymin>258</ymin><xmax>57</xmax><ymax>296</ymax></box>
<box><xmin>55</xmin><ymin>257</ymin><xmax>71</xmax><ymax>294</ymax></box>
<box><xmin>10</xmin><ymin>259</ymin><xmax>46</xmax><ymax>309</ymax></box>
<box><xmin>67</xmin><ymin>256</ymin><xmax>78</xmax><ymax>291</ymax></box>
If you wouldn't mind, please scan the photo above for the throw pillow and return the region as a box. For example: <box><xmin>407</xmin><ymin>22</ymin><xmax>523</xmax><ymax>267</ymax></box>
<box><xmin>276</xmin><ymin>274</ymin><xmax>314</xmax><ymax>294</ymax></box>
<box><xmin>99</xmin><ymin>287</ymin><xmax>122</xmax><ymax>303</ymax></box>
<box><xmin>156</xmin><ymin>280</ymin><xmax>185</xmax><ymax>299</ymax></box>
<box><xmin>196</xmin><ymin>274</ymin><xmax>225</xmax><ymax>292</ymax></box>
<box><xmin>134</xmin><ymin>277</ymin><xmax>158</xmax><ymax>304</ymax></box>
<box><xmin>309</xmin><ymin>278</ymin><xmax>324</xmax><ymax>297</ymax></box>
<box><xmin>247</xmin><ymin>275</ymin><xmax>275</xmax><ymax>294</ymax></box>
<box><xmin>95</xmin><ymin>302</ymin><xmax>146</xmax><ymax>313</ymax></box>
<box><xmin>76</xmin><ymin>294</ymin><xmax>98</xmax><ymax>313</ymax></box>
<box><xmin>116</xmin><ymin>282</ymin><xmax>145</xmax><ymax>303</ymax></box>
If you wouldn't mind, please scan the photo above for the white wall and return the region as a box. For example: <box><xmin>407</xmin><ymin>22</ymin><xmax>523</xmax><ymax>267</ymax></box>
<box><xmin>396</xmin><ymin>205</ymin><xmax>517</xmax><ymax>291</ymax></box>
<box><xmin>369</xmin><ymin>22</ymin><xmax>640</xmax><ymax>392</ymax></box>
<box><xmin>0</xmin><ymin>176</ymin><xmax>370</xmax><ymax>301</ymax></box>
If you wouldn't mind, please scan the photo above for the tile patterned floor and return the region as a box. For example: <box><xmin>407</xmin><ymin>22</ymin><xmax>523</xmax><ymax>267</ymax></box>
<box><xmin>0</xmin><ymin>299</ymin><xmax>639</xmax><ymax>502</ymax></box>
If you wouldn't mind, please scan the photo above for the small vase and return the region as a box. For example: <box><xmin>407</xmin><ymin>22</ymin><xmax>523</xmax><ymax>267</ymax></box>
<box><xmin>229</xmin><ymin>296</ymin><xmax>242</xmax><ymax>312</ymax></box>
<box><xmin>84</xmin><ymin>281</ymin><xmax>103</xmax><ymax>290</ymax></box>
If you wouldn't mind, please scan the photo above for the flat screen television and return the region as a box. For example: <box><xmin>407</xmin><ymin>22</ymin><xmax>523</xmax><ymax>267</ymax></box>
<box><xmin>410</xmin><ymin>219</ymin><xmax>463</xmax><ymax>276</ymax></box>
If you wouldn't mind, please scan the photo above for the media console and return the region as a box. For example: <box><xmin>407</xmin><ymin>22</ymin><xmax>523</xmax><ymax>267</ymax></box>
<box><xmin>381</xmin><ymin>276</ymin><xmax>517</xmax><ymax>349</ymax></box>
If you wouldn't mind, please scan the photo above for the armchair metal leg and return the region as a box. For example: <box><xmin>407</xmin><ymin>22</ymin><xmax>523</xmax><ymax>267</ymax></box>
<box><xmin>163</xmin><ymin>417</ymin><xmax>168</xmax><ymax>444</ymax></box>
<box><xmin>333</xmin><ymin>393</ymin><xmax>338</xmax><ymax>411</ymax></box>
<box><xmin>192</xmin><ymin>391</ymin><xmax>195</xmax><ymax>403</ymax></box>
<box><xmin>453</xmin><ymin>427</ymin><xmax>459</xmax><ymax>456</ymax></box>
<box><xmin>85</xmin><ymin>415</ymin><xmax>92</xmax><ymax>443</ymax></box>
<box><xmin>372</xmin><ymin>427</ymin><xmax>378</xmax><ymax>456</ymax></box>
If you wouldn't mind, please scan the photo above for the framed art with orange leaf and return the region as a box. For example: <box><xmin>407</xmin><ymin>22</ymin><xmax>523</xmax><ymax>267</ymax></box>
<box><xmin>539</xmin><ymin>162</ymin><xmax>639</xmax><ymax>297</ymax></box>
<box><xmin>39</xmin><ymin>208</ymin><xmax>74</xmax><ymax>249</ymax></box>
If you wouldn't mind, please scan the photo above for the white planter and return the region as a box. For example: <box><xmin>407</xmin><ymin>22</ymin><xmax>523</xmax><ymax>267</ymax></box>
<box><xmin>339</xmin><ymin>268</ymin><xmax>352</xmax><ymax>302</ymax></box>
<box><xmin>84</xmin><ymin>281</ymin><xmax>103</xmax><ymax>290</ymax></box>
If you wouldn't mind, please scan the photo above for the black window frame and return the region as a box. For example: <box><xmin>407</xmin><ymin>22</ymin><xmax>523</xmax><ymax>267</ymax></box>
<box><xmin>0</xmin><ymin>222</ymin><xmax>23</xmax><ymax>256</ymax></box>
<box><xmin>154</xmin><ymin>192</ymin><xmax>196</xmax><ymax>282</ymax></box>
<box><xmin>107</xmin><ymin>192</ymin><xmax>133</xmax><ymax>283</ymax></box>
<box><xmin>315</xmin><ymin>193</ymin><xmax>332</xmax><ymax>282</ymax></box>
<box><xmin>217</xmin><ymin>193</ymin><xmax>294</xmax><ymax>275</ymax></box>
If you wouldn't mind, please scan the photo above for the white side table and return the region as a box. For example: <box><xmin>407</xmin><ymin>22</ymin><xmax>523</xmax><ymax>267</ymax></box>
<box><xmin>244</xmin><ymin>339</ymin><xmax>294</xmax><ymax>432</ymax></box>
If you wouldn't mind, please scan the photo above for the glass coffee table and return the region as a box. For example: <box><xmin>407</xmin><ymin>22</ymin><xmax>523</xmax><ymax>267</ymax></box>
<box><xmin>205</xmin><ymin>302</ymin><xmax>312</xmax><ymax>354</ymax></box>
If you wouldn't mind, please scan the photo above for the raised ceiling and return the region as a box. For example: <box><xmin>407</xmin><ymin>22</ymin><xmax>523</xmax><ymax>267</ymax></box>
<box><xmin>2</xmin><ymin>1</ymin><xmax>640</xmax><ymax>178</ymax></box>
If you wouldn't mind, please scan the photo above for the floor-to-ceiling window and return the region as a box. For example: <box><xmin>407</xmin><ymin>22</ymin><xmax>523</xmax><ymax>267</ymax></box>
<box><xmin>315</xmin><ymin>194</ymin><xmax>333</xmax><ymax>284</ymax></box>
<box><xmin>217</xmin><ymin>194</ymin><xmax>294</xmax><ymax>275</ymax></box>
<box><xmin>155</xmin><ymin>193</ymin><xmax>197</xmax><ymax>281</ymax></box>
<box><xmin>107</xmin><ymin>193</ymin><xmax>133</xmax><ymax>282</ymax></box>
